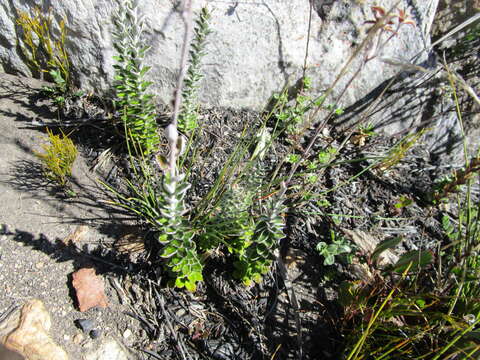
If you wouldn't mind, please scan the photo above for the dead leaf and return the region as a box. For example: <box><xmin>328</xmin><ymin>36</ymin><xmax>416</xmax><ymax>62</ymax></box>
<box><xmin>343</xmin><ymin>229</ymin><xmax>398</xmax><ymax>266</ymax></box>
<box><xmin>349</xmin><ymin>257</ymin><xmax>376</xmax><ymax>283</ymax></box>
<box><xmin>72</xmin><ymin>268</ymin><xmax>108</xmax><ymax>312</ymax></box>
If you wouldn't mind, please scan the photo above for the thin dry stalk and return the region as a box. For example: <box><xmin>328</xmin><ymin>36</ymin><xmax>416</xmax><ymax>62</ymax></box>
<box><xmin>284</xmin><ymin>0</ymin><xmax>403</xmax><ymax>186</ymax></box>
<box><xmin>169</xmin><ymin>0</ymin><xmax>194</xmax><ymax>175</ymax></box>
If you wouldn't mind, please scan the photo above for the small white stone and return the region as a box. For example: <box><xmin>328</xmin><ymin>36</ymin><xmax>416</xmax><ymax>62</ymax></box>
<box><xmin>84</xmin><ymin>337</ymin><xmax>130</xmax><ymax>360</ymax></box>
<box><xmin>175</xmin><ymin>309</ymin><xmax>186</xmax><ymax>317</ymax></box>
<box><xmin>122</xmin><ymin>329</ymin><xmax>132</xmax><ymax>339</ymax></box>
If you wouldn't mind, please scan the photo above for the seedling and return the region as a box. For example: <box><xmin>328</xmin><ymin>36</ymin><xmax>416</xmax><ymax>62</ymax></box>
<box><xmin>317</xmin><ymin>147</ymin><xmax>337</xmax><ymax>164</ymax></box>
<box><xmin>233</xmin><ymin>188</ymin><xmax>286</xmax><ymax>286</ymax></box>
<box><xmin>272</xmin><ymin>77</ymin><xmax>314</xmax><ymax>135</ymax></box>
<box><xmin>286</xmin><ymin>153</ymin><xmax>301</xmax><ymax>164</ymax></box>
<box><xmin>316</xmin><ymin>230</ymin><xmax>352</xmax><ymax>266</ymax></box>
<box><xmin>394</xmin><ymin>195</ymin><xmax>413</xmax><ymax>209</ymax></box>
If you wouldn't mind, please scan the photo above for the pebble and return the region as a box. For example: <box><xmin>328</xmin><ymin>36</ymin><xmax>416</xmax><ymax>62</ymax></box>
<box><xmin>77</xmin><ymin>319</ymin><xmax>95</xmax><ymax>333</ymax></box>
<box><xmin>90</xmin><ymin>329</ymin><xmax>102</xmax><ymax>339</ymax></box>
<box><xmin>0</xmin><ymin>224</ymin><xmax>8</xmax><ymax>235</ymax></box>
<box><xmin>175</xmin><ymin>309</ymin><xmax>186</xmax><ymax>317</ymax></box>
<box><xmin>73</xmin><ymin>333</ymin><xmax>84</xmax><ymax>344</ymax></box>
<box><xmin>35</xmin><ymin>262</ymin><xmax>44</xmax><ymax>269</ymax></box>
<box><xmin>122</xmin><ymin>329</ymin><xmax>132</xmax><ymax>339</ymax></box>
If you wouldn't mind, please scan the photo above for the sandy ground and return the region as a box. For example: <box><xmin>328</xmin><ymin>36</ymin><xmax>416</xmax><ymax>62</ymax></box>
<box><xmin>0</xmin><ymin>72</ymin><xmax>142</xmax><ymax>359</ymax></box>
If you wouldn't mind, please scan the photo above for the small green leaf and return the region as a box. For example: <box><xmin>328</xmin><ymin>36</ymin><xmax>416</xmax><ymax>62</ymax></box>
<box><xmin>316</xmin><ymin>242</ymin><xmax>327</xmax><ymax>253</ymax></box>
<box><xmin>139</xmin><ymin>66</ymin><xmax>151</xmax><ymax>76</ymax></box>
<box><xmin>451</xmin><ymin>266</ymin><xmax>462</xmax><ymax>276</ymax></box>
<box><xmin>395</xmin><ymin>196</ymin><xmax>413</xmax><ymax>209</ymax></box>
<box><xmin>393</xmin><ymin>250</ymin><xmax>432</xmax><ymax>273</ymax></box>
<box><xmin>242</xmin><ymin>278</ymin><xmax>253</xmax><ymax>286</ymax></box>
<box><xmin>415</xmin><ymin>299</ymin><xmax>426</xmax><ymax>309</ymax></box>
<box><xmin>324</xmin><ymin>255</ymin><xmax>335</xmax><ymax>266</ymax></box>
<box><xmin>161</xmin><ymin>246</ymin><xmax>178</xmax><ymax>258</ymax></box>
<box><xmin>185</xmin><ymin>281</ymin><xmax>197</xmax><ymax>292</ymax></box>
<box><xmin>175</xmin><ymin>277</ymin><xmax>185</xmax><ymax>288</ymax></box>
<box><xmin>158</xmin><ymin>234</ymin><xmax>169</xmax><ymax>244</ymax></box>
<box><xmin>188</xmin><ymin>271</ymin><xmax>203</xmax><ymax>282</ymax></box>
<box><xmin>318</xmin><ymin>150</ymin><xmax>331</xmax><ymax>164</ymax></box>
<box><xmin>335</xmin><ymin>244</ymin><xmax>351</xmax><ymax>254</ymax></box>
<box><xmin>371</xmin><ymin>237</ymin><xmax>402</xmax><ymax>262</ymax></box>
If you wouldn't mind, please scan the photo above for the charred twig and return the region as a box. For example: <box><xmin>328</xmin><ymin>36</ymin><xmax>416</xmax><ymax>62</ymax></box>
<box><xmin>276</xmin><ymin>254</ymin><xmax>303</xmax><ymax>359</ymax></box>
<box><xmin>154</xmin><ymin>287</ymin><xmax>190</xmax><ymax>360</ymax></box>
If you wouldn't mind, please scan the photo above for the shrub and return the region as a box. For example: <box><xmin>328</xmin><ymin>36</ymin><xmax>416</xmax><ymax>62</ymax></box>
<box><xmin>34</xmin><ymin>128</ymin><xmax>78</xmax><ymax>188</ymax></box>
<box><xmin>16</xmin><ymin>7</ymin><xmax>72</xmax><ymax>107</ymax></box>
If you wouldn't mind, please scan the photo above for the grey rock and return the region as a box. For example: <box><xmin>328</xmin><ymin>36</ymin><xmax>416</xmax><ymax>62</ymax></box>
<box><xmin>76</xmin><ymin>318</ymin><xmax>95</xmax><ymax>333</ymax></box>
<box><xmin>338</xmin><ymin>66</ymin><xmax>474</xmax><ymax>164</ymax></box>
<box><xmin>90</xmin><ymin>329</ymin><xmax>102</xmax><ymax>339</ymax></box>
<box><xmin>0</xmin><ymin>0</ymin><xmax>437</xmax><ymax>110</ymax></box>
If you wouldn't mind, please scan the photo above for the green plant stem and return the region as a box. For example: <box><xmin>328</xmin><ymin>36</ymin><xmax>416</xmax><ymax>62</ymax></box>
<box><xmin>431</xmin><ymin>318</ymin><xmax>480</xmax><ymax>360</ymax></box>
<box><xmin>347</xmin><ymin>265</ymin><xmax>410</xmax><ymax>360</ymax></box>
<box><xmin>346</xmin><ymin>286</ymin><xmax>398</xmax><ymax>360</ymax></box>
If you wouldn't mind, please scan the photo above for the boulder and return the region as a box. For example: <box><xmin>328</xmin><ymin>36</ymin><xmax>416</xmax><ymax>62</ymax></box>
<box><xmin>0</xmin><ymin>0</ymin><xmax>437</xmax><ymax>110</ymax></box>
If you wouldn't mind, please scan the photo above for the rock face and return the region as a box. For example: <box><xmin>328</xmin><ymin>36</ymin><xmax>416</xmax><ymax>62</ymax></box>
<box><xmin>337</xmin><ymin>0</ymin><xmax>479</xmax><ymax>163</ymax></box>
<box><xmin>0</xmin><ymin>0</ymin><xmax>437</xmax><ymax>110</ymax></box>
<box><xmin>432</xmin><ymin>0</ymin><xmax>480</xmax><ymax>39</ymax></box>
